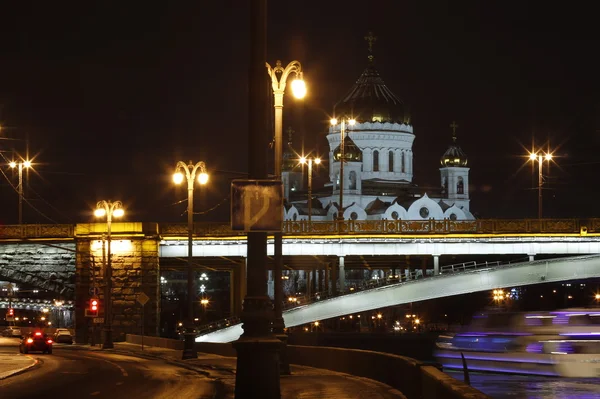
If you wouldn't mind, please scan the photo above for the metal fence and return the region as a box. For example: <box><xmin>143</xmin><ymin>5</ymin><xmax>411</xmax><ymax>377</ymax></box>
<box><xmin>195</xmin><ymin>256</ymin><xmax>531</xmax><ymax>336</ymax></box>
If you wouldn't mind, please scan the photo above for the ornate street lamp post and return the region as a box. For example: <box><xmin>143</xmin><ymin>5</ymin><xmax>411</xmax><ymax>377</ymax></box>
<box><xmin>528</xmin><ymin>150</ymin><xmax>553</xmax><ymax>219</ymax></box>
<box><xmin>9</xmin><ymin>159</ymin><xmax>31</xmax><ymax>224</ymax></box>
<box><xmin>173</xmin><ymin>160</ymin><xmax>209</xmax><ymax>360</ymax></box>
<box><xmin>266</xmin><ymin>59</ymin><xmax>306</xmax><ymax>374</ymax></box>
<box><xmin>94</xmin><ymin>200</ymin><xmax>125</xmax><ymax>349</ymax></box>
<box><xmin>299</xmin><ymin>156</ymin><xmax>321</xmax><ymax>224</ymax></box>
<box><xmin>330</xmin><ymin>117</ymin><xmax>356</xmax><ymax>222</ymax></box>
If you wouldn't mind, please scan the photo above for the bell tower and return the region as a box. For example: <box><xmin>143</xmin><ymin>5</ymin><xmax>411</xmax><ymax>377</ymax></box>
<box><xmin>440</xmin><ymin>121</ymin><xmax>470</xmax><ymax>209</ymax></box>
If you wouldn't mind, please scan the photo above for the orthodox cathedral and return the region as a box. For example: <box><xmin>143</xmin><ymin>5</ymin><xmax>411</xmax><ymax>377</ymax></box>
<box><xmin>282</xmin><ymin>34</ymin><xmax>474</xmax><ymax>222</ymax></box>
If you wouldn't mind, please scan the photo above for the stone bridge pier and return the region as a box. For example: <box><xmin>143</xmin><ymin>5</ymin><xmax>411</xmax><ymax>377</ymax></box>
<box><xmin>75</xmin><ymin>223</ymin><xmax>160</xmax><ymax>344</ymax></box>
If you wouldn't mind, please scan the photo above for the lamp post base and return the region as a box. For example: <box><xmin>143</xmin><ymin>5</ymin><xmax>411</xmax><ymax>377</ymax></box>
<box><xmin>102</xmin><ymin>328</ymin><xmax>114</xmax><ymax>349</ymax></box>
<box><xmin>182</xmin><ymin>326</ymin><xmax>197</xmax><ymax>360</ymax></box>
<box><xmin>275</xmin><ymin>333</ymin><xmax>291</xmax><ymax>375</ymax></box>
<box><xmin>233</xmin><ymin>338</ymin><xmax>281</xmax><ymax>399</ymax></box>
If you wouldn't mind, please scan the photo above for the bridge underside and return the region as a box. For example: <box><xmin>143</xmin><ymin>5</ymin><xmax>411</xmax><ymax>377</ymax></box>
<box><xmin>196</xmin><ymin>254</ymin><xmax>600</xmax><ymax>343</ymax></box>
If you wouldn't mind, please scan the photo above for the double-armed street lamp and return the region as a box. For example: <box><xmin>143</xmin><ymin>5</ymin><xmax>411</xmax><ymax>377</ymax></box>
<box><xmin>528</xmin><ymin>150</ymin><xmax>553</xmax><ymax>219</ymax></box>
<box><xmin>266</xmin><ymin>59</ymin><xmax>306</xmax><ymax>366</ymax></box>
<box><xmin>9</xmin><ymin>159</ymin><xmax>32</xmax><ymax>225</ymax></box>
<box><xmin>299</xmin><ymin>156</ymin><xmax>321</xmax><ymax>223</ymax></box>
<box><xmin>94</xmin><ymin>200</ymin><xmax>125</xmax><ymax>349</ymax></box>
<box><xmin>173</xmin><ymin>160</ymin><xmax>209</xmax><ymax>360</ymax></box>
<box><xmin>330</xmin><ymin>117</ymin><xmax>356</xmax><ymax>221</ymax></box>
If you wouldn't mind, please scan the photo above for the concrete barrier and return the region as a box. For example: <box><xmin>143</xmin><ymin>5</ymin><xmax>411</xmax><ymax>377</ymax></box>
<box><xmin>126</xmin><ymin>334</ymin><xmax>184</xmax><ymax>350</ymax></box>
<box><xmin>134</xmin><ymin>336</ymin><xmax>489</xmax><ymax>399</ymax></box>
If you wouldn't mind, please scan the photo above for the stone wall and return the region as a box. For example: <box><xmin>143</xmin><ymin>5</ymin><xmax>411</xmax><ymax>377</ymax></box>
<box><xmin>0</xmin><ymin>242</ymin><xmax>76</xmax><ymax>297</ymax></box>
<box><xmin>108</xmin><ymin>238</ymin><xmax>160</xmax><ymax>340</ymax></box>
<box><xmin>73</xmin><ymin>224</ymin><xmax>161</xmax><ymax>344</ymax></box>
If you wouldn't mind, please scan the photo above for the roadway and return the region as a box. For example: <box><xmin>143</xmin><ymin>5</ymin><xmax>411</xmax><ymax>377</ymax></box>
<box><xmin>0</xmin><ymin>337</ymin><xmax>217</xmax><ymax>399</ymax></box>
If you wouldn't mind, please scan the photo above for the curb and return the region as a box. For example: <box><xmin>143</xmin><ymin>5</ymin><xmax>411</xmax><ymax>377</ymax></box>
<box><xmin>0</xmin><ymin>356</ymin><xmax>39</xmax><ymax>380</ymax></box>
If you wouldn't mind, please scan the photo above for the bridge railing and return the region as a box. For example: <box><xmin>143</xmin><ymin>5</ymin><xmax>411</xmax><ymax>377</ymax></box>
<box><xmin>0</xmin><ymin>224</ymin><xmax>75</xmax><ymax>239</ymax></box>
<box><xmin>159</xmin><ymin>218</ymin><xmax>600</xmax><ymax>238</ymax></box>
<box><xmin>1</xmin><ymin>218</ymin><xmax>598</xmax><ymax>239</ymax></box>
<box><xmin>195</xmin><ymin>256</ymin><xmax>532</xmax><ymax>336</ymax></box>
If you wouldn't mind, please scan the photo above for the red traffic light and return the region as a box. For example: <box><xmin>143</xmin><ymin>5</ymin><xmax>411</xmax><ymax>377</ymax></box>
<box><xmin>8</xmin><ymin>308</ymin><xmax>14</xmax><ymax>317</ymax></box>
<box><xmin>91</xmin><ymin>299</ymin><xmax>98</xmax><ymax>311</ymax></box>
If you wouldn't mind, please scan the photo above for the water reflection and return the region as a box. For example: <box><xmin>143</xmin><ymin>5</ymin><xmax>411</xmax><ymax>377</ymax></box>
<box><xmin>447</xmin><ymin>371</ymin><xmax>600</xmax><ymax>399</ymax></box>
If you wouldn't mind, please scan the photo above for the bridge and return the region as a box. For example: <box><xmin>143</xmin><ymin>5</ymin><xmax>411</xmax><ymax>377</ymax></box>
<box><xmin>196</xmin><ymin>254</ymin><xmax>600</xmax><ymax>342</ymax></box>
<box><xmin>0</xmin><ymin>219</ymin><xmax>599</xmax><ymax>342</ymax></box>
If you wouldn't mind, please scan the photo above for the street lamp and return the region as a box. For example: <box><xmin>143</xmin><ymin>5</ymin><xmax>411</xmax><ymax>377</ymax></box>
<box><xmin>173</xmin><ymin>160</ymin><xmax>209</xmax><ymax>360</ymax></box>
<box><xmin>94</xmin><ymin>200</ymin><xmax>124</xmax><ymax>349</ymax></box>
<box><xmin>9</xmin><ymin>159</ymin><xmax>32</xmax><ymax>224</ymax></box>
<box><xmin>330</xmin><ymin>118</ymin><xmax>356</xmax><ymax>221</ymax></box>
<box><xmin>266</xmin><ymin>59</ymin><xmax>306</xmax><ymax>365</ymax></box>
<box><xmin>528</xmin><ymin>150</ymin><xmax>553</xmax><ymax>219</ymax></box>
<box><xmin>299</xmin><ymin>156</ymin><xmax>321</xmax><ymax>223</ymax></box>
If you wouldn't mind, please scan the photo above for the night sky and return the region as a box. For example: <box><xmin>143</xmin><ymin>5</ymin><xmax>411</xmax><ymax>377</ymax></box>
<box><xmin>0</xmin><ymin>1</ymin><xmax>598</xmax><ymax>225</ymax></box>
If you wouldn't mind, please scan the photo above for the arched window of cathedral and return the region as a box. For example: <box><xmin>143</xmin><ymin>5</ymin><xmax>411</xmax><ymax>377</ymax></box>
<box><xmin>449</xmin><ymin>213</ymin><xmax>457</xmax><ymax>221</ymax></box>
<box><xmin>388</xmin><ymin>151</ymin><xmax>394</xmax><ymax>172</ymax></box>
<box><xmin>457</xmin><ymin>176</ymin><xmax>464</xmax><ymax>194</ymax></box>
<box><xmin>373</xmin><ymin>150</ymin><xmax>379</xmax><ymax>172</ymax></box>
<box><xmin>349</xmin><ymin>171</ymin><xmax>357</xmax><ymax>190</ymax></box>
<box><xmin>350</xmin><ymin>212</ymin><xmax>358</xmax><ymax>220</ymax></box>
<box><xmin>419</xmin><ymin>207</ymin><xmax>429</xmax><ymax>218</ymax></box>
<box><xmin>401</xmin><ymin>152</ymin><xmax>405</xmax><ymax>173</ymax></box>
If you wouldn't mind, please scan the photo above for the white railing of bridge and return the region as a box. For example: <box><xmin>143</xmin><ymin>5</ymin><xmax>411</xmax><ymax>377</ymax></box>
<box><xmin>195</xmin><ymin>257</ymin><xmax>530</xmax><ymax>336</ymax></box>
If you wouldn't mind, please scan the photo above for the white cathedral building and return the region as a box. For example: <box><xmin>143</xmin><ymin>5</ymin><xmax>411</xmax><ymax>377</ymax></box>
<box><xmin>282</xmin><ymin>48</ymin><xmax>474</xmax><ymax>222</ymax></box>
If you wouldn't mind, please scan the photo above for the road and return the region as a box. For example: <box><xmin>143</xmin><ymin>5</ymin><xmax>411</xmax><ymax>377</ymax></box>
<box><xmin>0</xmin><ymin>337</ymin><xmax>218</xmax><ymax>399</ymax></box>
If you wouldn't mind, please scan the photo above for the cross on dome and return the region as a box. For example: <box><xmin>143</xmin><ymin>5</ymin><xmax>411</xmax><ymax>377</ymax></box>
<box><xmin>450</xmin><ymin>121</ymin><xmax>459</xmax><ymax>142</ymax></box>
<box><xmin>364</xmin><ymin>31</ymin><xmax>377</xmax><ymax>62</ymax></box>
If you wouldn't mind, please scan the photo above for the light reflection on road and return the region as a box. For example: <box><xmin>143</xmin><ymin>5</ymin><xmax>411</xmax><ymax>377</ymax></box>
<box><xmin>447</xmin><ymin>371</ymin><xmax>600</xmax><ymax>399</ymax></box>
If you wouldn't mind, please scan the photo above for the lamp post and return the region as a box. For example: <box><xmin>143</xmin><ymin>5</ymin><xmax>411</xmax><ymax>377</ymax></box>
<box><xmin>9</xmin><ymin>160</ymin><xmax>31</xmax><ymax>224</ymax></box>
<box><xmin>173</xmin><ymin>160</ymin><xmax>209</xmax><ymax>360</ymax></box>
<box><xmin>330</xmin><ymin>118</ymin><xmax>356</xmax><ymax>221</ymax></box>
<box><xmin>266</xmin><ymin>59</ymin><xmax>306</xmax><ymax>369</ymax></box>
<box><xmin>299</xmin><ymin>156</ymin><xmax>321</xmax><ymax>223</ymax></box>
<box><xmin>233</xmin><ymin>2</ymin><xmax>282</xmax><ymax>397</ymax></box>
<box><xmin>528</xmin><ymin>151</ymin><xmax>553</xmax><ymax>219</ymax></box>
<box><xmin>94</xmin><ymin>200</ymin><xmax>124</xmax><ymax>349</ymax></box>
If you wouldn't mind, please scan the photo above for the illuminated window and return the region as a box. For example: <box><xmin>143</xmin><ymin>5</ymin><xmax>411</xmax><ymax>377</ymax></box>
<box><xmin>457</xmin><ymin>177</ymin><xmax>464</xmax><ymax>194</ymax></box>
<box><xmin>401</xmin><ymin>152</ymin><xmax>405</xmax><ymax>173</ymax></box>
<box><xmin>373</xmin><ymin>150</ymin><xmax>379</xmax><ymax>172</ymax></box>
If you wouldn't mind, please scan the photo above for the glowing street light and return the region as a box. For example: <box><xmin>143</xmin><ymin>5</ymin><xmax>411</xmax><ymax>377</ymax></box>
<box><xmin>266</xmin><ymin>60</ymin><xmax>306</xmax><ymax>349</ymax></box>
<box><xmin>173</xmin><ymin>160</ymin><xmax>209</xmax><ymax>360</ymax></box>
<box><xmin>95</xmin><ymin>200</ymin><xmax>125</xmax><ymax>349</ymax></box>
<box><xmin>299</xmin><ymin>156</ymin><xmax>322</xmax><ymax>223</ymax></box>
<box><xmin>528</xmin><ymin>149</ymin><xmax>553</xmax><ymax>219</ymax></box>
<box><xmin>330</xmin><ymin>118</ymin><xmax>356</xmax><ymax>221</ymax></box>
<box><xmin>9</xmin><ymin>159</ymin><xmax>32</xmax><ymax>224</ymax></box>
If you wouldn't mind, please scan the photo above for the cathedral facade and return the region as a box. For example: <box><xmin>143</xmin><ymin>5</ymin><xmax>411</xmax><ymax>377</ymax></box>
<box><xmin>282</xmin><ymin>42</ymin><xmax>474</xmax><ymax>222</ymax></box>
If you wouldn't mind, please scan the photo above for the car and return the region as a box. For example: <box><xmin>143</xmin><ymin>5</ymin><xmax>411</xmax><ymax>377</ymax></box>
<box><xmin>53</xmin><ymin>329</ymin><xmax>73</xmax><ymax>344</ymax></box>
<box><xmin>19</xmin><ymin>331</ymin><xmax>53</xmax><ymax>354</ymax></box>
<box><xmin>2</xmin><ymin>327</ymin><xmax>21</xmax><ymax>337</ymax></box>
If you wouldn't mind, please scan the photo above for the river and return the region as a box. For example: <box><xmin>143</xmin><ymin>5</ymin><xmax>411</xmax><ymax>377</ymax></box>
<box><xmin>447</xmin><ymin>371</ymin><xmax>600</xmax><ymax>398</ymax></box>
